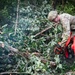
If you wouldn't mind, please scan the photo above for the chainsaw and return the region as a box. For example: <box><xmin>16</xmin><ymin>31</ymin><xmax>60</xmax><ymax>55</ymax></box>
<box><xmin>54</xmin><ymin>32</ymin><xmax>75</xmax><ymax>58</ymax></box>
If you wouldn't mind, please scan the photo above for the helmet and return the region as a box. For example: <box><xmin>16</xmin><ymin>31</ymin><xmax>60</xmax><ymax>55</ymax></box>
<box><xmin>48</xmin><ymin>11</ymin><xmax>58</xmax><ymax>21</ymax></box>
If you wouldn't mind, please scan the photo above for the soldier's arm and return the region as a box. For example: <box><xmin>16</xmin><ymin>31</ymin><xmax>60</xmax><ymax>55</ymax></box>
<box><xmin>61</xmin><ymin>16</ymin><xmax>70</xmax><ymax>32</ymax></box>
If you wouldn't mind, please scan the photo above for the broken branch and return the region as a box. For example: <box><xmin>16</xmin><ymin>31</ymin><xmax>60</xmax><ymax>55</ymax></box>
<box><xmin>34</xmin><ymin>23</ymin><xmax>58</xmax><ymax>37</ymax></box>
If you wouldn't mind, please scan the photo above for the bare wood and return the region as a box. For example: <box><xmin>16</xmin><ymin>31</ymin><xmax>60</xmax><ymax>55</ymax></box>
<box><xmin>0</xmin><ymin>72</ymin><xmax>30</xmax><ymax>75</ymax></box>
<box><xmin>34</xmin><ymin>23</ymin><xmax>58</xmax><ymax>37</ymax></box>
<box><xmin>7</xmin><ymin>45</ymin><xmax>19</xmax><ymax>53</ymax></box>
<box><xmin>15</xmin><ymin>0</ymin><xmax>20</xmax><ymax>35</ymax></box>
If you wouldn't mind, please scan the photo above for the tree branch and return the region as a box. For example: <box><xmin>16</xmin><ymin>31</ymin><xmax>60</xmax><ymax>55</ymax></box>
<box><xmin>0</xmin><ymin>42</ymin><xmax>56</xmax><ymax>68</ymax></box>
<box><xmin>0</xmin><ymin>72</ymin><xmax>30</xmax><ymax>75</ymax></box>
<box><xmin>15</xmin><ymin>0</ymin><xmax>20</xmax><ymax>35</ymax></box>
<box><xmin>34</xmin><ymin>23</ymin><xmax>58</xmax><ymax>37</ymax></box>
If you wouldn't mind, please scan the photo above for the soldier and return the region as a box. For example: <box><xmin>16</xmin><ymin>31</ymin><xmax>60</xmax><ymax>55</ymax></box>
<box><xmin>48</xmin><ymin>10</ymin><xmax>75</xmax><ymax>47</ymax></box>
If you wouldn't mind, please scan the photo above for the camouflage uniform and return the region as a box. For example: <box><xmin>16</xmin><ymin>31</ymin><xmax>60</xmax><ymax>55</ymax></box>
<box><xmin>59</xmin><ymin>13</ymin><xmax>75</xmax><ymax>46</ymax></box>
<box><xmin>48</xmin><ymin>11</ymin><xmax>75</xmax><ymax>47</ymax></box>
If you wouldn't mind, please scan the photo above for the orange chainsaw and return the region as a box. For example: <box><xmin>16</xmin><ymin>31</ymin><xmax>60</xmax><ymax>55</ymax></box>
<box><xmin>54</xmin><ymin>32</ymin><xmax>75</xmax><ymax>58</ymax></box>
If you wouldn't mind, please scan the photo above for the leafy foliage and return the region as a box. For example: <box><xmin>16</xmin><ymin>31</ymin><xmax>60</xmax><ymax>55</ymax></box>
<box><xmin>0</xmin><ymin>0</ymin><xmax>75</xmax><ymax>75</ymax></box>
<box><xmin>57</xmin><ymin>2</ymin><xmax>75</xmax><ymax>15</ymax></box>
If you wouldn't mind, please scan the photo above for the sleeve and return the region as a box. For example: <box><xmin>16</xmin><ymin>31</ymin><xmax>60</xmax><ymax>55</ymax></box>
<box><xmin>60</xmin><ymin>15</ymin><xmax>71</xmax><ymax>46</ymax></box>
<box><xmin>61</xmin><ymin>18</ymin><xmax>70</xmax><ymax>33</ymax></box>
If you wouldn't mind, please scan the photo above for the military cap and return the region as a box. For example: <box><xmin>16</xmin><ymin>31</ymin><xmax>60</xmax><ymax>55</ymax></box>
<box><xmin>48</xmin><ymin>11</ymin><xmax>58</xmax><ymax>21</ymax></box>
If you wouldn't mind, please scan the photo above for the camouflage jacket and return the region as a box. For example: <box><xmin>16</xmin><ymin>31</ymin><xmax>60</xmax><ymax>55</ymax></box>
<box><xmin>59</xmin><ymin>13</ymin><xmax>75</xmax><ymax>29</ymax></box>
<box><xmin>58</xmin><ymin>13</ymin><xmax>75</xmax><ymax>46</ymax></box>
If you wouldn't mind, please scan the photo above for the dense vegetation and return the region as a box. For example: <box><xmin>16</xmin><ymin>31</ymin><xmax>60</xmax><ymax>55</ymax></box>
<box><xmin>0</xmin><ymin>0</ymin><xmax>75</xmax><ymax>75</ymax></box>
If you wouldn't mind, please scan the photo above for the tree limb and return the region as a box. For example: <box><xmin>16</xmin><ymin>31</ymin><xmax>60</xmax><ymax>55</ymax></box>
<box><xmin>15</xmin><ymin>0</ymin><xmax>20</xmax><ymax>35</ymax></box>
<box><xmin>0</xmin><ymin>41</ymin><xmax>56</xmax><ymax>68</ymax></box>
<box><xmin>0</xmin><ymin>72</ymin><xmax>30</xmax><ymax>75</ymax></box>
<box><xmin>34</xmin><ymin>23</ymin><xmax>58</xmax><ymax>37</ymax></box>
